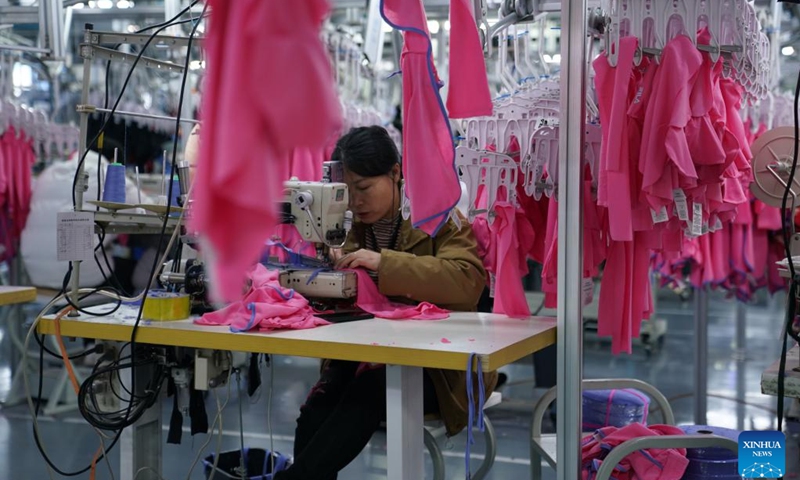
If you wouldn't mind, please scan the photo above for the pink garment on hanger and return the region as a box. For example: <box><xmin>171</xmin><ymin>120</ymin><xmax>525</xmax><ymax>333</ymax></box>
<box><xmin>581</xmin><ymin>423</ymin><xmax>689</xmax><ymax>480</ymax></box>
<box><xmin>350</xmin><ymin>268</ymin><xmax>449</xmax><ymax>319</ymax></box>
<box><xmin>381</xmin><ymin>0</ymin><xmax>461</xmax><ymax>237</ymax></box>
<box><xmin>472</xmin><ymin>202</ymin><xmax>531</xmax><ymax>318</ymax></box>
<box><xmin>190</xmin><ymin>0</ymin><xmax>341</xmax><ymax>302</ymax></box>
<box><xmin>639</xmin><ymin>35</ymin><xmax>702</xmax><ymax>212</ymax></box>
<box><xmin>195</xmin><ymin>264</ymin><xmax>331</xmax><ymax>332</ymax></box>
<box><xmin>445</xmin><ymin>0</ymin><xmax>493</xmax><ymax>119</ymax></box>
<box><xmin>594</xmin><ymin>36</ymin><xmax>638</xmax><ymax>242</ymax></box>
<box><xmin>0</xmin><ymin>132</ymin><xmax>6</xmax><ymax>210</ymax></box>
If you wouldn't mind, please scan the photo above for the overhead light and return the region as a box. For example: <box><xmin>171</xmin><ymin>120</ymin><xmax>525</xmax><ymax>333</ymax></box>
<box><xmin>87</xmin><ymin>1</ymin><xmax>96</xmax><ymax>7</ymax></box>
<box><xmin>117</xmin><ymin>0</ymin><xmax>133</xmax><ymax>8</ymax></box>
<box><xmin>189</xmin><ymin>60</ymin><xmax>205</xmax><ymax>70</ymax></box>
<box><xmin>427</xmin><ymin>20</ymin><xmax>439</xmax><ymax>34</ymax></box>
<box><xmin>96</xmin><ymin>0</ymin><xmax>113</xmax><ymax>8</ymax></box>
<box><xmin>126</xmin><ymin>24</ymin><xmax>139</xmax><ymax>33</ymax></box>
<box><xmin>782</xmin><ymin>46</ymin><xmax>795</xmax><ymax>56</ymax></box>
<box><xmin>72</xmin><ymin>2</ymin><xmax>85</xmax><ymax>8</ymax></box>
<box><xmin>444</xmin><ymin>20</ymin><xmax>451</xmax><ymax>31</ymax></box>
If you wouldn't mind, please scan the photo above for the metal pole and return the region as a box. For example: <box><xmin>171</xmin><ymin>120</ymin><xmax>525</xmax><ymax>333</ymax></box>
<box><xmin>735</xmin><ymin>301</ymin><xmax>747</xmax><ymax>360</ymax></box>
<box><xmin>734</xmin><ymin>301</ymin><xmax>747</xmax><ymax>430</ymax></box>
<box><xmin>556</xmin><ymin>1</ymin><xmax>586</xmax><ymax>480</ymax></box>
<box><xmin>90</xmin><ymin>107</ymin><xmax>201</xmax><ymax>125</ymax></box>
<box><xmin>70</xmin><ymin>26</ymin><xmax>93</xmax><ymax>314</ymax></box>
<box><xmin>694</xmin><ymin>286</ymin><xmax>709</xmax><ymax>425</ymax></box>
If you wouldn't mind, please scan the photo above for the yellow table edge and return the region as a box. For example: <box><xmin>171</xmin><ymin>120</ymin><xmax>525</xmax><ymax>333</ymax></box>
<box><xmin>37</xmin><ymin>317</ymin><xmax>556</xmax><ymax>372</ymax></box>
<box><xmin>0</xmin><ymin>286</ymin><xmax>37</xmax><ymax>307</ymax></box>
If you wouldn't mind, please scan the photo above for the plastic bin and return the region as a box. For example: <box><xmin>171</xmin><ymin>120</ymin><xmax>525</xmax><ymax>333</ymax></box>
<box><xmin>582</xmin><ymin>388</ymin><xmax>651</xmax><ymax>430</ymax></box>
<box><xmin>203</xmin><ymin>448</ymin><xmax>290</xmax><ymax>480</ymax></box>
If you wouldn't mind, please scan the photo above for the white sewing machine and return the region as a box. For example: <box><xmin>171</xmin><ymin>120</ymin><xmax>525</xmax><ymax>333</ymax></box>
<box><xmin>278</xmin><ymin>178</ymin><xmax>358</xmax><ymax>300</ymax></box>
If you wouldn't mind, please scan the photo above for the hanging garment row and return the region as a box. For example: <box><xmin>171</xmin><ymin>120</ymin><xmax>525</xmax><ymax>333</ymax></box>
<box><xmin>0</xmin><ymin>54</ymin><xmax>80</xmax><ymax>264</ymax></box>
<box><xmin>457</xmin><ymin>0</ymin><xmax>779</xmax><ymax>354</ymax></box>
<box><xmin>655</xmin><ymin>94</ymin><xmax>796</xmax><ymax>302</ymax></box>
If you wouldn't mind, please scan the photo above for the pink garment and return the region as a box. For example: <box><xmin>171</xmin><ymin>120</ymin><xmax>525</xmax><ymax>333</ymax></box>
<box><xmin>473</xmin><ymin>202</ymin><xmax>531</xmax><ymax>318</ymax></box>
<box><xmin>351</xmin><ymin>268</ymin><xmax>449</xmax><ymax>319</ymax></box>
<box><xmin>381</xmin><ymin>0</ymin><xmax>461</xmax><ymax>236</ymax></box>
<box><xmin>594</xmin><ymin>36</ymin><xmax>638</xmax><ymax>242</ymax></box>
<box><xmin>445</xmin><ymin>0</ymin><xmax>493</xmax><ymax>119</ymax></box>
<box><xmin>581</xmin><ymin>423</ymin><xmax>689</xmax><ymax>480</ymax></box>
<box><xmin>195</xmin><ymin>264</ymin><xmax>330</xmax><ymax>332</ymax></box>
<box><xmin>191</xmin><ymin>0</ymin><xmax>341</xmax><ymax>301</ymax></box>
<box><xmin>639</xmin><ymin>35</ymin><xmax>702</xmax><ymax>212</ymax></box>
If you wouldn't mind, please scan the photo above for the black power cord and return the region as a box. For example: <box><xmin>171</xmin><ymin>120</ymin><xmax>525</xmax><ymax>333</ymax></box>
<box><xmin>32</xmin><ymin>6</ymin><xmax>206</xmax><ymax>476</ymax></box>
<box><xmin>777</xmin><ymin>65</ymin><xmax>800</xmax><ymax>436</ymax></box>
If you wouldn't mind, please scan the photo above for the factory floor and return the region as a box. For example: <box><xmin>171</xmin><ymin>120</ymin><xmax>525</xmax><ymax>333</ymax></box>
<box><xmin>0</xmin><ymin>289</ymin><xmax>797</xmax><ymax>480</ymax></box>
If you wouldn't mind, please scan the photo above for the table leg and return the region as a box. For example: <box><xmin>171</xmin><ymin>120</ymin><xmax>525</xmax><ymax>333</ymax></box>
<box><xmin>120</xmin><ymin>360</ymin><xmax>163</xmax><ymax>480</ymax></box>
<box><xmin>386</xmin><ymin>365</ymin><xmax>423</xmax><ymax>480</ymax></box>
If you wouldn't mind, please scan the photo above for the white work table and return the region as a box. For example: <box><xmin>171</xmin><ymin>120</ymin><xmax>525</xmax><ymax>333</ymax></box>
<box><xmin>761</xmin><ymin>344</ymin><xmax>800</xmax><ymax>398</ymax></box>
<box><xmin>38</xmin><ymin>304</ymin><xmax>556</xmax><ymax>480</ymax></box>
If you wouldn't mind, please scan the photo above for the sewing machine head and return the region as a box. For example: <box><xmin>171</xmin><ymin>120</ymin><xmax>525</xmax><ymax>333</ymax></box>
<box><xmin>278</xmin><ymin>177</ymin><xmax>358</xmax><ymax>303</ymax></box>
<box><xmin>282</xmin><ymin>179</ymin><xmax>352</xmax><ymax>259</ymax></box>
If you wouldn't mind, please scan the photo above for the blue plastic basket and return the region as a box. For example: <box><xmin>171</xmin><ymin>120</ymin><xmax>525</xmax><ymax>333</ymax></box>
<box><xmin>203</xmin><ymin>448</ymin><xmax>290</xmax><ymax>480</ymax></box>
<box><xmin>582</xmin><ymin>388</ymin><xmax>651</xmax><ymax>430</ymax></box>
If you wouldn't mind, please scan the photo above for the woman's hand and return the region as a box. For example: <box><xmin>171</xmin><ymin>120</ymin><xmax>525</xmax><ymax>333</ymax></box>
<box><xmin>334</xmin><ymin>249</ymin><xmax>381</xmax><ymax>271</ymax></box>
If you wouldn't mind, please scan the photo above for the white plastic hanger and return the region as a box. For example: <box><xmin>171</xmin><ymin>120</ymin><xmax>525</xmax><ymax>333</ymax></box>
<box><xmin>455</xmin><ymin>145</ymin><xmax>518</xmax><ymax>223</ymax></box>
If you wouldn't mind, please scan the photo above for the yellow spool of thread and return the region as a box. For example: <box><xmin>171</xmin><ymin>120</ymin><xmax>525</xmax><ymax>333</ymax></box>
<box><xmin>142</xmin><ymin>291</ymin><xmax>191</xmax><ymax>321</ymax></box>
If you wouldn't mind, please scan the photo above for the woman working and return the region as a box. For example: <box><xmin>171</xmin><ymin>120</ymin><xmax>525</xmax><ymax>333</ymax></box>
<box><xmin>275</xmin><ymin>126</ymin><xmax>497</xmax><ymax>480</ymax></box>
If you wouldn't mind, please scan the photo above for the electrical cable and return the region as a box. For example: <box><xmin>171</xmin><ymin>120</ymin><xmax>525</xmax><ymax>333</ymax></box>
<box><xmin>776</xmin><ymin>65</ymin><xmax>800</xmax><ymax>435</ymax></box>
<box><xmin>185</xmin><ymin>354</ymin><xmax>233</xmax><ymax>480</ymax></box>
<box><xmin>25</xmin><ymin>7</ymin><xmax>205</xmax><ymax>473</ymax></box>
<box><xmin>28</xmin><ymin>304</ymin><xmax>121</xmax><ymax>478</ymax></box>
<box><xmin>123</xmin><ymin>0</ymin><xmax>206</xmax><ymax>442</ymax></box>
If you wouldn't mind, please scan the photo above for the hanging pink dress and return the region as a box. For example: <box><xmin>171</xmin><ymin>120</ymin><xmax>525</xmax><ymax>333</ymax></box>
<box><xmin>190</xmin><ymin>0</ymin><xmax>341</xmax><ymax>301</ymax></box>
<box><xmin>445</xmin><ymin>0</ymin><xmax>493</xmax><ymax>119</ymax></box>
<box><xmin>381</xmin><ymin>0</ymin><xmax>461</xmax><ymax>237</ymax></box>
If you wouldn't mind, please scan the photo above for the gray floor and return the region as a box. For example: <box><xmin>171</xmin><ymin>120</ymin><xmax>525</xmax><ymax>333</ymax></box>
<box><xmin>0</xmin><ymin>289</ymin><xmax>798</xmax><ymax>480</ymax></box>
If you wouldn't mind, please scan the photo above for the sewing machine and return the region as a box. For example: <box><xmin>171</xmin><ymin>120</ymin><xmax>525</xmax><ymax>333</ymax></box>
<box><xmin>159</xmin><ymin>176</ymin><xmax>358</xmax><ymax>312</ymax></box>
<box><xmin>276</xmin><ymin>178</ymin><xmax>358</xmax><ymax>301</ymax></box>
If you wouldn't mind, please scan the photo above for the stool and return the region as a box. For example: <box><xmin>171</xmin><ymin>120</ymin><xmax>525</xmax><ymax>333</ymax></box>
<box><xmin>424</xmin><ymin>391</ymin><xmax>502</xmax><ymax>480</ymax></box>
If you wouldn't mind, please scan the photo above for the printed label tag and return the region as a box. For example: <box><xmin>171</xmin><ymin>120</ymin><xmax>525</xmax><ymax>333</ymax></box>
<box><xmin>651</xmin><ymin>206</ymin><xmax>669</xmax><ymax>224</ymax></box>
<box><xmin>489</xmin><ymin>273</ymin><xmax>496</xmax><ymax>298</ymax></box>
<box><xmin>691</xmin><ymin>203</ymin><xmax>703</xmax><ymax>236</ymax></box>
<box><xmin>582</xmin><ymin>278</ymin><xmax>594</xmax><ymax>306</ymax></box>
<box><xmin>673</xmin><ymin>189</ymin><xmax>689</xmax><ymax>221</ymax></box>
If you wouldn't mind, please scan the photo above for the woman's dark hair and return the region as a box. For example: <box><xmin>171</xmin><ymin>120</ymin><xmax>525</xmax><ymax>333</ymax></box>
<box><xmin>331</xmin><ymin>126</ymin><xmax>400</xmax><ymax>178</ymax></box>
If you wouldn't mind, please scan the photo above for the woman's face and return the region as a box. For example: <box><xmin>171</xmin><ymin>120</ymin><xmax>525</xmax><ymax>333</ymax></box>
<box><xmin>343</xmin><ymin>163</ymin><xmax>400</xmax><ymax>224</ymax></box>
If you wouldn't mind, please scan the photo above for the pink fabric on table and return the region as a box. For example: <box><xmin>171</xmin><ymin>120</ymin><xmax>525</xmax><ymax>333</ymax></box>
<box><xmin>190</xmin><ymin>0</ymin><xmax>341</xmax><ymax>301</ymax></box>
<box><xmin>195</xmin><ymin>264</ymin><xmax>330</xmax><ymax>332</ymax></box>
<box><xmin>445</xmin><ymin>0</ymin><xmax>493</xmax><ymax>119</ymax></box>
<box><xmin>381</xmin><ymin>0</ymin><xmax>461</xmax><ymax>236</ymax></box>
<box><xmin>351</xmin><ymin>269</ymin><xmax>449</xmax><ymax>319</ymax></box>
<box><xmin>581</xmin><ymin>423</ymin><xmax>689</xmax><ymax>480</ymax></box>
